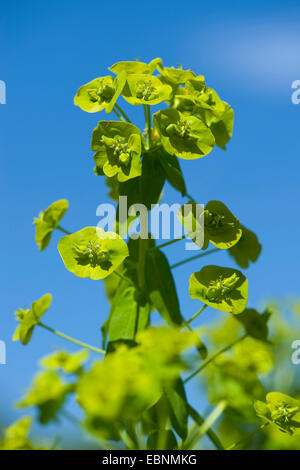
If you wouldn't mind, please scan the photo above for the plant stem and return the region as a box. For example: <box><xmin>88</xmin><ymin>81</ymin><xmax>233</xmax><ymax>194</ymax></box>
<box><xmin>226</xmin><ymin>423</ymin><xmax>268</xmax><ymax>450</ymax></box>
<box><xmin>188</xmin><ymin>405</ymin><xmax>224</xmax><ymax>450</ymax></box>
<box><xmin>156</xmin><ymin>235</ymin><xmax>186</xmax><ymax>250</ymax></box>
<box><xmin>170</xmin><ymin>248</ymin><xmax>219</xmax><ymax>270</ymax></box>
<box><xmin>38</xmin><ymin>322</ymin><xmax>106</xmax><ymax>355</ymax></box>
<box><xmin>184</xmin><ymin>334</ymin><xmax>247</xmax><ymax>384</ymax></box>
<box><xmin>183</xmin><ymin>305</ymin><xmax>207</xmax><ymax>327</ymax></box>
<box><xmin>113</xmin><ymin>270</ymin><xmax>135</xmax><ymax>287</ymax></box>
<box><xmin>143</xmin><ymin>105</ymin><xmax>149</xmax><ymax>148</ymax></box>
<box><xmin>115</xmin><ymin>103</ymin><xmax>132</xmax><ymax>123</ymax></box>
<box><xmin>147</xmin><ymin>105</ymin><xmax>152</xmax><ymax>147</ymax></box>
<box><xmin>56</xmin><ymin>225</ymin><xmax>71</xmax><ymax>235</ymax></box>
<box><xmin>113</xmin><ymin>106</ymin><xmax>124</xmax><ymax>121</ymax></box>
<box><xmin>186</xmin><ymin>401</ymin><xmax>227</xmax><ymax>450</ymax></box>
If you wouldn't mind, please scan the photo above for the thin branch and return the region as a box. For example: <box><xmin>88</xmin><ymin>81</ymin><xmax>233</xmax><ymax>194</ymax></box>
<box><xmin>115</xmin><ymin>103</ymin><xmax>132</xmax><ymax>123</ymax></box>
<box><xmin>226</xmin><ymin>423</ymin><xmax>268</xmax><ymax>450</ymax></box>
<box><xmin>38</xmin><ymin>322</ymin><xmax>106</xmax><ymax>355</ymax></box>
<box><xmin>170</xmin><ymin>248</ymin><xmax>219</xmax><ymax>270</ymax></box>
<box><xmin>184</xmin><ymin>334</ymin><xmax>247</xmax><ymax>384</ymax></box>
<box><xmin>56</xmin><ymin>225</ymin><xmax>71</xmax><ymax>235</ymax></box>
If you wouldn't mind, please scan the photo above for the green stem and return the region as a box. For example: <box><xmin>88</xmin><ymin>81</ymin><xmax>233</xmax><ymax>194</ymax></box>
<box><xmin>143</xmin><ymin>105</ymin><xmax>149</xmax><ymax>148</ymax></box>
<box><xmin>115</xmin><ymin>103</ymin><xmax>132</xmax><ymax>123</ymax></box>
<box><xmin>183</xmin><ymin>305</ymin><xmax>207</xmax><ymax>327</ymax></box>
<box><xmin>38</xmin><ymin>322</ymin><xmax>106</xmax><ymax>355</ymax></box>
<box><xmin>188</xmin><ymin>405</ymin><xmax>224</xmax><ymax>450</ymax></box>
<box><xmin>113</xmin><ymin>270</ymin><xmax>135</xmax><ymax>287</ymax></box>
<box><xmin>184</xmin><ymin>334</ymin><xmax>247</xmax><ymax>384</ymax></box>
<box><xmin>56</xmin><ymin>225</ymin><xmax>71</xmax><ymax>235</ymax></box>
<box><xmin>156</xmin><ymin>235</ymin><xmax>186</xmax><ymax>250</ymax></box>
<box><xmin>226</xmin><ymin>423</ymin><xmax>268</xmax><ymax>450</ymax></box>
<box><xmin>113</xmin><ymin>106</ymin><xmax>124</xmax><ymax>121</ymax></box>
<box><xmin>170</xmin><ymin>248</ymin><xmax>219</xmax><ymax>270</ymax></box>
<box><xmin>147</xmin><ymin>105</ymin><xmax>152</xmax><ymax>147</ymax></box>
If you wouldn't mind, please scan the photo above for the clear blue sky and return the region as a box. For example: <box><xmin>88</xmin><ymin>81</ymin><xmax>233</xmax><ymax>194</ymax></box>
<box><xmin>1</xmin><ymin>0</ymin><xmax>300</xmax><ymax>446</ymax></box>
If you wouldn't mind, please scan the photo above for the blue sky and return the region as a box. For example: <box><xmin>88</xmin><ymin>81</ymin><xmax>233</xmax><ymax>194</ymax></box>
<box><xmin>1</xmin><ymin>0</ymin><xmax>300</xmax><ymax>446</ymax></box>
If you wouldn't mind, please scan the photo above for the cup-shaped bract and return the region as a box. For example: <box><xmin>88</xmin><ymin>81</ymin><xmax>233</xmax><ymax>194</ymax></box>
<box><xmin>178</xmin><ymin>200</ymin><xmax>242</xmax><ymax>250</ymax></box>
<box><xmin>122</xmin><ymin>74</ymin><xmax>172</xmax><ymax>106</ymax></box>
<box><xmin>159</xmin><ymin>67</ymin><xmax>198</xmax><ymax>89</ymax></box>
<box><xmin>204</xmin><ymin>200</ymin><xmax>242</xmax><ymax>249</ymax></box>
<box><xmin>91</xmin><ymin>121</ymin><xmax>142</xmax><ymax>182</ymax></box>
<box><xmin>189</xmin><ymin>265</ymin><xmax>248</xmax><ymax>314</ymax></box>
<box><xmin>13</xmin><ymin>294</ymin><xmax>52</xmax><ymax>345</ymax></box>
<box><xmin>74</xmin><ymin>72</ymin><xmax>126</xmax><ymax>114</ymax></box>
<box><xmin>34</xmin><ymin>199</ymin><xmax>69</xmax><ymax>251</ymax></box>
<box><xmin>58</xmin><ymin>227</ymin><xmax>129</xmax><ymax>280</ymax></box>
<box><xmin>110</xmin><ymin>58</ymin><xmax>162</xmax><ymax>75</ymax></box>
<box><xmin>255</xmin><ymin>393</ymin><xmax>300</xmax><ymax>435</ymax></box>
<box><xmin>153</xmin><ymin>109</ymin><xmax>215</xmax><ymax>160</ymax></box>
<box><xmin>175</xmin><ymin>80</ymin><xmax>234</xmax><ymax>149</ymax></box>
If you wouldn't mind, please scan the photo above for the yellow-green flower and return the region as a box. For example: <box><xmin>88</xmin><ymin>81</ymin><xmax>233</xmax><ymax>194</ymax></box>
<box><xmin>58</xmin><ymin>227</ymin><xmax>129</xmax><ymax>280</ymax></box>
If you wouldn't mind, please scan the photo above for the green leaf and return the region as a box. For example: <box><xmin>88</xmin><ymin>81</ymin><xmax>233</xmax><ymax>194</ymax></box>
<box><xmin>145</xmin><ymin>249</ymin><xmax>183</xmax><ymax>325</ymax></box>
<box><xmin>108</xmin><ymin>284</ymin><xmax>150</xmax><ymax>345</ymax></box>
<box><xmin>235</xmin><ymin>308</ymin><xmax>270</xmax><ymax>342</ymax></box>
<box><xmin>58</xmin><ymin>227</ymin><xmax>129</xmax><ymax>280</ymax></box>
<box><xmin>153</xmin><ymin>108</ymin><xmax>215</xmax><ymax>160</ymax></box>
<box><xmin>13</xmin><ymin>293</ymin><xmax>52</xmax><ymax>345</ymax></box>
<box><xmin>164</xmin><ymin>379</ymin><xmax>188</xmax><ymax>439</ymax></box>
<box><xmin>189</xmin><ymin>265</ymin><xmax>248</xmax><ymax>314</ymax></box>
<box><xmin>122</xmin><ymin>74</ymin><xmax>172</xmax><ymax>106</ymax></box>
<box><xmin>158</xmin><ymin>147</ymin><xmax>186</xmax><ymax>196</ymax></box>
<box><xmin>92</xmin><ymin>121</ymin><xmax>142</xmax><ymax>182</ymax></box>
<box><xmin>74</xmin><ymin>73</ymin><xmax>126</xmax><ymax>114</ymax></box>
<box><xmin>228</xmin><ymin>225</ymin><xmax>262</xmax><ymax>268</ymax></box>
<box><xmin>34</xmin><ymin>199</ymin><xmax>69</xmax><ymax>251</ymax></box>
<box><xmin>147</xmin><ymin>430</ymin><xmax>178</xmax><ymax>450</ymax></box>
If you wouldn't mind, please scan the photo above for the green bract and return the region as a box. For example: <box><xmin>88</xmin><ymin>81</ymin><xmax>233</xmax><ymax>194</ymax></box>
<box><xmin>18</xmin><ymin>371</ymin><xmax>72</xmax><ymax>424</ymax></box>
<box><xmin>159</xmin><ymin>67</ymin><xmax>197</xmax><ymax>87</ymax></box>
<box><xmin>122</xmin><ymin>74</ymin><xmax>172</xmax><ymax>105</ymax></box>
<box><xmin>174</xmin><ymin>80</ymin><xmax>234</xmax><ymax>149</ymax></box>
<box><xmin>57</xmin><ymin>227</ymin><xmax>129</xmax><ymax>280</ymax></box>
<box><xmin>40</xmin><ymin>349</ymin><xmax>89</xmax><ymax>374</ymax></box>
<box><xmin>178</xmin><ymin>200</ymin><xmax>242</xmax><ymax>249</ymax></box>
<box><xmin>13</xmin><ymin>294</ymin><xmax>52</xmax><ymax>345</ymax></box>
<box><xmin>77</xmin><ymin>327</ymin><xmax>196</xmax><ymax>439</ymax></box>
<box><xmin>204</xmin><ymin>200</ymin><xmax>242</xmax><ymax>249</ymax></box>
<box><xmin>189</xmin><ymin>265</ymin><xmax>248</xmax><ymax>314</ymax></box>
<box><xmin>254</xmin><ymin>393</ymin><xmax>300</xmax><ymax>435</ymax></box>
<box><xmin>153</xmin><ymin>109</ymin><xmax>215</xmax><ymax>159</ymax></box>
<box><xmin>74</xmin><ymin>72</ymin><xmax>126</xmax><ymax>114</ymax></box>
<box><xmin>110</xmin><ymin>58</ymin><xmax>162</xmax><ymax>75</ymax></box>
<box><xmin>229</xmin><ymin>225</ymin><xmax>262</xmax><ymax>268</ymax></box>
<box><xmin>91</xmin><ymin>121</ymin><xmax>142</xmax><ymax>182</ymax></box>
<box><xmin>34</xmin><ymin>199</ymin><xmax>69</xmax><ymax>251</ymax></box>
<box><xmin>0</xmin><ymin>417</ymin><xmax>34</xmax><ymax>450</ymax></box>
